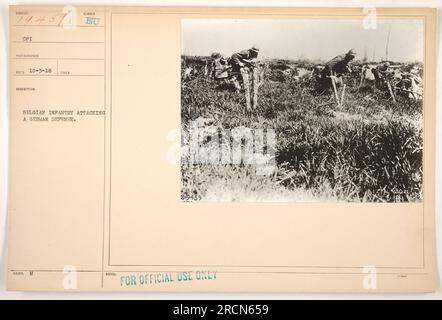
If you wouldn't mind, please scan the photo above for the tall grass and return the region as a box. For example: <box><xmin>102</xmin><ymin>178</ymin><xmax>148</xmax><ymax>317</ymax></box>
<box><xmin>181</xmin><ymin>56</ymin><xmax>423</xmax><ymax>202</ymax></box>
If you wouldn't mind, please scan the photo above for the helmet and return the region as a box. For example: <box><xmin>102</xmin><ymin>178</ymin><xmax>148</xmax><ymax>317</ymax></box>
<box><xmin>250</xmin><ymin>45</ymin><xmax>260</xmax><ymax>52</ymax></box>
<box><xmin>347</xmin><ymin>48</ymin><xmax>356</xmax><ymax>56</ymax></box>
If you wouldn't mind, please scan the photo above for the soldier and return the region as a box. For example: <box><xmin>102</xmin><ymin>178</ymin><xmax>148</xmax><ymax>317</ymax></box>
<box><xmin>229</xmin><ymin>45</ymin><xmax>260</xmax><ymax>91</ymax></box>
<box><xmin>318</xmin><ymin>49</ymin><xmax>356</xmax><ymax>91</ymax></box>
<box><xmin>372</xmin><ymin>61</ymin><xmax>391</xmax><ymax>89</ymax></box>
<box><xmin>208</xmin><ymin>52</ymin><xmax>221</xmax><ymax>79</ymax></box>
<box><xmin>372</xmin><ymin>61</ymin><xmax>397</xmax><ymax>102</ymax></box>
<box><xmin>212</xmin><ymin>56</ymin><xmax>229</xmax><ymax>80</ymax></box>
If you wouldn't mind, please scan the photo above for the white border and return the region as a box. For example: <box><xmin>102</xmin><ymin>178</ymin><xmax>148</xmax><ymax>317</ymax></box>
<box><xmin>0</xmin><ymin>0</ymin><xmax>440</xmax><ymax>299</ymax></box>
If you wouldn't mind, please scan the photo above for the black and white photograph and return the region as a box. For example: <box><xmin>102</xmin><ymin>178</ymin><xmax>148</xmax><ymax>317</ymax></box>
<box><xmin>181</xmin><ymin>18</ymin><xmax>424</xmax><ymax>203</ymax></box>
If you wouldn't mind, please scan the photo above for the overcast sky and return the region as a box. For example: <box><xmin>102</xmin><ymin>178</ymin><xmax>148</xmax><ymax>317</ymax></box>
<box><xmin>182</xmin><ymin>19</ymin><xmax>423</xmax><ymax>62</ymax></box>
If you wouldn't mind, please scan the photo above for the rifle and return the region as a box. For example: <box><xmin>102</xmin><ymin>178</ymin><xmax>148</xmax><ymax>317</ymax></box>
<box><xmin>242</xmin><ymin>60</ymin><xmax>257</xmax><ymax>69</ymax></box>
<box><xmin>328</xmin><ymin>75</ymin><xmax>344</xmax><ymax>108</ymax></box>
<box><xmin>385</xmin><ymin>79</ymin><xmax>397</xmax><ymax>103</ymax></box>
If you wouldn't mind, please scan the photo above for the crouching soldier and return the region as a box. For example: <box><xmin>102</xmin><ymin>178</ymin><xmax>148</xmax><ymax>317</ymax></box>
<box><xmin>229</xmin><ymin>45</ymin><xmax>260</xmax><ymax>91</ymax></box>
<box><xmin>318</xmin><ymin>48</ymin><xmax>356</xmax><ymax>92</ymax></box>
<box><xmin>373</xmin><ymin>61</ymin><xmax>397</xmax><ymax>102</ymax></box>
<box><xmin>212</xmin><ymin>56</ymin><xmax>229</xmax><ymax>80</ymax></box>
<box><xmin>372</xmin><ymin>61</ymin><xmax>391</xmax><ymax>89</ymax></box>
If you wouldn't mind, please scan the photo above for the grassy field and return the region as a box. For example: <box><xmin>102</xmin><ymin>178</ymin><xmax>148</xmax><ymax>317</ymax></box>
<box><xmin>181</xmin><ymin>57</ymin><xmax>423</xmax><ymax>202</ymax></box>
